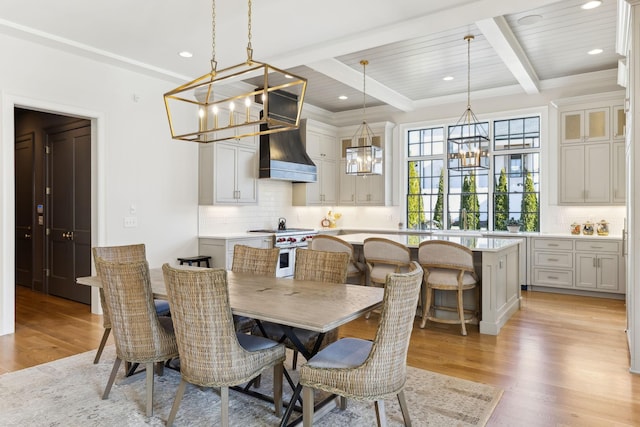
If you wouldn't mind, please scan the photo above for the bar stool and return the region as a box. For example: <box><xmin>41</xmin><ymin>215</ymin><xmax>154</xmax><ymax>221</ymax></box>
<box><xmin>177</xmin><ymin>255</ymin><xmax>211</xmax><ymax>268</ymax></box>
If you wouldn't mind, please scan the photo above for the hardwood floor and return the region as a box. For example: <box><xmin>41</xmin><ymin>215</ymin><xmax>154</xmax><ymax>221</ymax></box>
<box><xmin>2</xmin><ymin>286</ymin><xmax>639</xmax><ymax>425</ymax></box>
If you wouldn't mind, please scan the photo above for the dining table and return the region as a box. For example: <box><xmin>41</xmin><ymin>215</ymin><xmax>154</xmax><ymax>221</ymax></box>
<box><xmin>77</xmin><ymin>266</ymin><xmax>384</xmax><ymax>426</ymax></box>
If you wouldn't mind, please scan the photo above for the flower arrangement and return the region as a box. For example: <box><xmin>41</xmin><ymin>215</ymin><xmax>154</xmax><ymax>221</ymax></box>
<box><xmin>325</xmin><ymin>210</ymin><xmax>342</xmax><ymax>228</ymax></box>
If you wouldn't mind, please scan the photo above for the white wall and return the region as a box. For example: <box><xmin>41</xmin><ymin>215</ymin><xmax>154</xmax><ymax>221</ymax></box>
<box><xmin>0</xmin><ymin>33</ymin><xmax>199</xmax><ymax>334</ymax></box>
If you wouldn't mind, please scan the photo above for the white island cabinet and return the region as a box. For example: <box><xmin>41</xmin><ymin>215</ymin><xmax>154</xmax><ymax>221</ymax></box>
<box><xmin>336</xmin><ymin>233</ymin><xmax>521</xmax><ymax>336</ymax></box>
<box><xmin>199</xmin><ymin>234</ymin><xmax>272</xmax><ymax>270</ymax></box>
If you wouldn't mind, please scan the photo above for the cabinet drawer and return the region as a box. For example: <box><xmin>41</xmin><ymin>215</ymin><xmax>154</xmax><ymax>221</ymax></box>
<box><xmin>533</xmin><ymin>239</ymin><xmax>573</xmax><ymax>250</ymax></box>
<box><xmin>533</xmin><ymin>269</ymin><xmax>573</xmax><ymax>287</ymax></box>
<box><xmin>534</xmin><ymin>251</ymin><xmax>573</xmax><ymax>268</ymax></box>
<box><xmin>575</xmin><ymin>240</ymin><xmax>619</xmax><ymax>253</ymax></box>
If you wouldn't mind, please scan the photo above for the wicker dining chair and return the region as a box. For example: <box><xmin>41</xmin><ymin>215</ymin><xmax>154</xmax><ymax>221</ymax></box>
<box><xmin>418</xmin><ymin>240</ymin><xmax>479</xmax><ymax>336</ymax></box>
<box><xmin>92</xmin><ymin>244</ymin><xmax>170</xmax><ymax>364</ymax></box>
<box><xmin>162</xmin><ymin>264</ymin><xmax>285</xmax><ymax>427</ymax></box>
<box><xmin>231</xmin><ymin>245</ymin><xmax>280</xmax><ymax>333</ymax></box>
<box><xmin>299</xmin><ymin>262</ymin><xmax>423</xmax><ymax>427</ymax></box>
<box><xmin>310</xmin><ymin>234</ymin><xmax>366</xmax><ymax>285</ymax></box>
<box><xmin>255</xmin><ymin>248</ymin><xmax>350</xmax><ymax>369</ymax></box>
<box><xmin>362</xmin><ymin>237</ymin><xmax>413</xmax><ymax>319</ymax></box>
<box><xmin>93</xmin><ymin>257</ymin><xmax>178</xmax><ymax>417</ymax></box>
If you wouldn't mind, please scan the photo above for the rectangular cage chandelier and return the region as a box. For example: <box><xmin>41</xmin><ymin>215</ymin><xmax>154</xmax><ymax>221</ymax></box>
<box><xmin>163</xmin><ymin>0</ymin><xmax>307</xmax><ymax>144</ymax></box>
<box><xmin>447</xmin><ymin>35</ymin><xmax>489</xmax><ymax>170</ymax></box>
<box><xmin>164</xmin><ymin>63</ymin><xmax>307</xmax><ymax>143</ymax></box>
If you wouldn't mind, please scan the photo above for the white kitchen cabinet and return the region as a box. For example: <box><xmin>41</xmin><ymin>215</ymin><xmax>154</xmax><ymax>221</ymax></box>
<box><xmin>199</xmin><ymin>235</ymin><xmax>272</xmax><ymax>270</ymax></box>
<box><xmin>561</xmin><ymin>107</ymin><xmax>609</xmax><ymax>143</ymax></box>
<box><xmin>575</xmin><ymin>240</ymin><xmax>620</xmax><ymax>292</ymax></box>
<box><xmin>560</xmin><ymin>143</ymin><xmax>610</xmax><ymax>203</ymax></box>
<box><xmin>613</xmin><ymin>141</ymin><xmax>626</xmax><ymax>203</ymax></box>
<box><xmin>612</xmin><ymin>105</ymin><xmax>627</xmax><ymax>140</ymax></box>
<box><xmin>199</xmin><ymin>140</ymin><xmax>258</xmax><ymax>205</ymax></box>
<box><xmin>337</xmin><ymin>121</ymin><xmax>394</xmax><ymax>206</ymax></box>
<box><xmin>531</xmin><ymin>236</ymin><xmax>624</xmax><ymax>295</ymax></box>
<box><xmin>292</xmin><ymin>121</ymin><xmax>338</xmax><ymax>206</ymax></box>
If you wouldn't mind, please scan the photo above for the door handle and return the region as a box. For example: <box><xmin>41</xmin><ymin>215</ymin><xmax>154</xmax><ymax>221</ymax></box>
<box><xmin>24</xmin><ymin>233</ymin><xmax>31</xmax><ymax>239</ymax></box>
<box><xmin>62</xmin><ymin>231</ymin><xmax>75</xmax><ymax>240</ymax></box>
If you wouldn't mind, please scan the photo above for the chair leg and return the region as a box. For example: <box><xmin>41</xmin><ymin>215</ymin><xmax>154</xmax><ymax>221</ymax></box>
<box><xmin>458</xmin><ymin>289</ymin><xmax>467</xmax><ymax>336</ymax></box>
<box><xmin>397</xmin><ymin>390</ymin><xmax>412</xmax><ymax>426</ymax></box>
<box><xmin>93</xmin><ymin>328</ymin><xmax>111</xmax><ymax>364</ymax></box>
<box><xmin>221</xmin><ymin>386</ymin><xmax>229</xmax><ymax>427</ymax></box>
<box><xmin>166</xmin><ymin>378</ymin><xmax>188</xmax><ymax>427</ymax></box>
<box><xmin>302</xmin><ymin>386</ymin><xmax>315</xmax><ymax>427</ymax></box>
<box><xmin>145</xmin><ymin>362</ymin><xmax>154</xmax><ymax>417</ymax></box>
<box><xmin>374</xmin><ymin>400</ymin><xmax>388</xmax><ymax>427</ymax></box>
<box><xmin>421</xmin><ymin>286</ymin><xmax>433</xmax><ymax>328</ymax></box>
<box><xmin>273</xmin><ymin>362</ymin><xmax>283</xmax><ymax>417</ymax></box>
<box><xmin>339</xmin><ymin>396</ymin><xmax>347</xmax><ymax>410</ymax></box>
<box><xmin>102</xmin><ymin>357</ymin><xmax>122</xmax><ymax>399</ymax></box>
<box><xmin>292</xmin><ymin>350</ymin><xmax>299</xmax><ymax>370</ymax></box>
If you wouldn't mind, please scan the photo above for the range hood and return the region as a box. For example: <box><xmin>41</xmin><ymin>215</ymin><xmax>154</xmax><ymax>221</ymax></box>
<box><xmin>259</xmin><ymin>118</ymin><xmax>317</xmax><ymax>183</ymax></box>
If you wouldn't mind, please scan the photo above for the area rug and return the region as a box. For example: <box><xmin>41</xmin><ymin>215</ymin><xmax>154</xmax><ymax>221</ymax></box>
<box><xmin>0</xmin><ymin>347</ymin><xmax>502</xmax><ymax>426</ymax></box>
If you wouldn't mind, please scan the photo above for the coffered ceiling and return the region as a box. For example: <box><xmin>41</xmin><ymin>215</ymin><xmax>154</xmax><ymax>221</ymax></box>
<box><xmin>0</xmin><ymin>0</ymin><xmax>623</xmax><ymax>117</ymax></box>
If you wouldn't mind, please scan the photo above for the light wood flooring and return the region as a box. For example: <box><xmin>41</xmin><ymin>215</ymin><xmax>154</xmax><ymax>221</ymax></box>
<box><xmin>1</xmin><ymin>286</ymin><xmax>639</xmax><ymax>426</ymax></box>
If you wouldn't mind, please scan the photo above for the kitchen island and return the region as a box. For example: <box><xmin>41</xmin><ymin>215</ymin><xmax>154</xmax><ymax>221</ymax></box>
<box><xmin>337</xmin><ymin>233</ymin><xmax>522</xmax><ymax>335</ymax></box>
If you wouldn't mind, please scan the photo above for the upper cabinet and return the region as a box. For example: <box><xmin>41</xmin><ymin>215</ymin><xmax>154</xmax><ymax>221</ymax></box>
<box><xmin>338</xmin><ymin>121</ymin><xmax>395</xmax><ymax>206</ymax></box>
<box><xmin>199</xmin><ymin>110</ymin><xmax>259</xmax><ymax>205</ymax></box>
<box><xmin>612</xmin><ymin>105</ymin><xmax>627</xmax><ymax>140</ymax></box>
<box><xmin>292</xmin><ymin>120</ymin><xmax>338</xmax><ymax>206</ymax></box>
<box><xmin>561</xmin><ymin>107</ymin><xmax>609</xmax><ymax>143</ymax></box>
<box><xmin>558</xmin><ymin>96</ymin><xmax>625</xmax><ymax>205</ymax></box>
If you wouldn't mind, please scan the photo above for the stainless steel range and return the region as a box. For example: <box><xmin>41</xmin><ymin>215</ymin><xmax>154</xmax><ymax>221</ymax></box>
<box><xmin>249</xmin><ymin>228</ymin><xmax>317</xmax><ymax>277</ymax></box>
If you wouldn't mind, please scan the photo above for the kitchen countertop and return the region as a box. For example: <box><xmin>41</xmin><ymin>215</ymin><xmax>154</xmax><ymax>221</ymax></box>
<box><xmin>337</xmin><ymin>232</ymin><xmax>523</xmax><ymax>252</ymax></box>
<box><xmin>199</xmin><ymin>229</ymin><xmax>622</xmax><ymax>240</ymax></box>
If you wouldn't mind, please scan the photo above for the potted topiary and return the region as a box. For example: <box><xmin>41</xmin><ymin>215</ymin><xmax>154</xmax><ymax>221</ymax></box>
<box><xmin>507</xmin><ymin>217</ymin><xmax>521</xmax><ymax>233</ymax></box>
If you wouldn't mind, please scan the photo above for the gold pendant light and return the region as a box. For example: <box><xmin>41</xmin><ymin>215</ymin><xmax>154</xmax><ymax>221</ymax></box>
<box><xmin>447</xmin><ymin>35</ymin><xmax>489</xmax><ymax>170</ymax></box>
<box><xmin>163</xmin><ymin>0</ymin><xmax>307</xmax><ymax>143</ymax></box>
<box><xmin>345</xmin><ymin>60</ymin><xmax>383</xmax><ymax>176</ymax></box>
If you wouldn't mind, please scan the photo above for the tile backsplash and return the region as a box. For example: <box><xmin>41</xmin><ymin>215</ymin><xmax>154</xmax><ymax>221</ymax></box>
<box><xmin>198</xmin><ymin>179</ymin><xmax>627</xmax><ymax>236</ymax></box>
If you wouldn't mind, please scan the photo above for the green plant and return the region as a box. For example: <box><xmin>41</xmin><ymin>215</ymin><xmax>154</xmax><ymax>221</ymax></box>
<box><xmin>521</xmin><ymin>170</ymin><xmax>539</xmax><ymax>232</ymax></box>
<box><xmin>507</xmin><ymin>217</ymin><xmax>521</xmax><ymax>226</ymax></box>
<box><xmin>494</xmin><ymin>167</ymin><xmax>509</xmax><ymax>231</ymax></box>
<box><xmin>433</xmin><ymin>169</ymin><xmax>444</xmax><ymax>229</ymax></box>
<box><xmin>407</xmin><ymin>161</ymin><xmax>426</xmax><ymax>229</ymax></box>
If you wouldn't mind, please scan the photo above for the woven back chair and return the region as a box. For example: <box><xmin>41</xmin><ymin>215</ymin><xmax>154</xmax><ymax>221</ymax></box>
<box><xmin>299</xmin><ymin>262</ymin><xmax>423</xmax><ymax>427</ymax></box>
<box><xmin>309</xmin><ymin>234</ymin><xmax>365</xmax><ymax>285</ymax></box>
<box><xmin>162</xmin><ymin>264</ymin><xmax>285</xmax><ymax>427</ymax></box>
<box><xmin>255</xmin><ymin>248</ymin><xmax>350</xmax><ymax>370</ymax></box>
<box><xmin>92</xmin><ymin>244</ymin><xmax>170</xmax><ymax>364</ymax></box>
<box><xmin>231</xmin><ymin>245</ymin><xmax>280</xmax><ymax>333</ymax></box>
<box><xmin>418</xmin><ymin>240</ymin><xmax>479</xmax><ymax>336</ymax></box>
<box><xmin>93</xmin><ymin>257</ymin><xmax>178</xmax><ymax>417</ymax></box>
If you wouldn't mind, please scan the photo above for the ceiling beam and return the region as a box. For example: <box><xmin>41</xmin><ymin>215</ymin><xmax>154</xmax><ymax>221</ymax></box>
<box><xmin>307</xmin><ymin>58</ymin><xmax>415</xmax><ymax>112</ymax></box>
<box><xmin>476</xmin><ymin>16</ymin><xmax>540</xmax><ymax>94</ymax></box>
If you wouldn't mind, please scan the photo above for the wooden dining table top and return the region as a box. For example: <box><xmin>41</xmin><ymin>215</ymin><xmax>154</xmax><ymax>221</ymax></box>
<box><xmin>77</xmin><ymin>267</ymin><xmax>384</xmax><ymax>334</ymax></box>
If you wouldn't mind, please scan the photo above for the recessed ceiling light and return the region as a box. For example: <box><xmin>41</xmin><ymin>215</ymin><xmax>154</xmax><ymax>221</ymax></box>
<box><xmin>581</xmin><ymin>1</ymin><xmax>602</xmax><ymax>10</ymax></box>
<box><xmin>178</xmin><ymin>51</ymin><xmax>193</xmax><ymax>58</ymax></box>
<box><xmin>338</xmin><ymin>95</ymin><xmax>348</xmax><ymax>100</ymax></box>
<box><xmin>443</xmin><ymin>76</ymin><xmax>454</xmax><ymax>81</ymax></box>
<box><xmin>517</xmin><ymin>14</ymin><xmax>543</xmax><ymax>26</ymax></box>
<box><xmin>588</xmin><ymin>48</ymin><xmax>603</xmax><ymax>55</ymax></box>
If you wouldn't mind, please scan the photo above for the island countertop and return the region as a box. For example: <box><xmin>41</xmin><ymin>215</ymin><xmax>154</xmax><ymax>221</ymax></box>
<box><xmin>336</xmin><ymin>232</ymin><xmax>523</xmax><ymax>253</ymax></box>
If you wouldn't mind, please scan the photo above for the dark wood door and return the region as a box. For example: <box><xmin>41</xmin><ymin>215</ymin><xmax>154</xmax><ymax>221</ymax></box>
<box><xmin>15</xmin><ymin>133</ymin><xmax>35</xmax><ymax>288</ymax></box>
<box><xmin>48</xmin><ymin>123</ymin><xmax>91</xmax><ymax>304</ymax></box>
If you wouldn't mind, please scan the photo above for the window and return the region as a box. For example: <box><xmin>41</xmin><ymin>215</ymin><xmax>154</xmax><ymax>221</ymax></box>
<box><xmin>407</xmin><ymin>128</ymin><xmax>445</xmax><ymax>229</ymax></box>
<box><xmin>406</xmin><ymin>115</ymin><xmax>540</xmax><ymax>231</ymax></box>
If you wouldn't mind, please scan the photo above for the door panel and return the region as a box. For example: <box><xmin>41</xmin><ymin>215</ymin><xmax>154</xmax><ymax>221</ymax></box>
<box><xmin>48</xmin><ymin>124</ymin><xmax>91</xmax><ymax>304</ymax></box>
<box><xmin>15</xmin><ymin>133</ymin><xmax>34</xmax><ymax>288</ymax></box>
